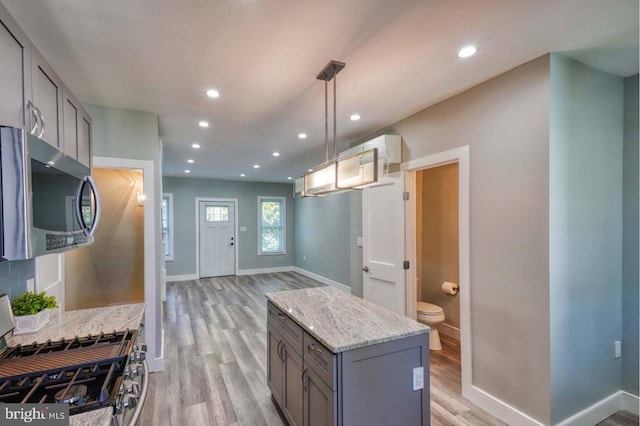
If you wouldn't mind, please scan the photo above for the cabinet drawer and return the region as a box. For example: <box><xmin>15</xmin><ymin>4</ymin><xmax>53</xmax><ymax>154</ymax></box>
<box><xmin>267</xmin><ymin>302</ymin><xmax>303</xmax><ymax>356</ymax></box>
<box><xmin>303</xmin><ymin>332</ymin><xmax>336</xmax><ymax>390</ymax></box>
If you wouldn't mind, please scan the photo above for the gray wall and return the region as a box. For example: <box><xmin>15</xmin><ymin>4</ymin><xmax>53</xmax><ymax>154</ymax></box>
<box><xmin>0</xmin><ymin>259</ymin><xmax>35</xmax><ymax>300</ymax></box>
<box><xmin>549</xmin><ymin>54</ymin><xmax>623</xmax><ymax>424</ymax></box>
<box><xmin>83</xmin><ymin>104</ymin><xmax>164</xmax><ymax>362</ymax></box>
<box><xmin>163</xmin><ymin>177</ymin><xmax>295</xmax><ymax>275</ymax></box>
<box><xmin>294</xmin><ymin>191</ymin><xmax>363</xmax><ymax>295</ymax></box>
<box><xmin>622</xmin><ymin>74</ymin><xmax>639</xmax><ymax>396</ymax></box>
<box><xmin>353</xmin><ymin>55</ymin><xmax>552</xmax><ymax>423</ymax></box>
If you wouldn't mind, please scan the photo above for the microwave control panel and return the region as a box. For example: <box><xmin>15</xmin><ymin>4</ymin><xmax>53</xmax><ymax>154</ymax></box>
<box><xmin>46</xmin><ymin>234</ymin><xmax>88</xmax><ymax>251</ymax></box>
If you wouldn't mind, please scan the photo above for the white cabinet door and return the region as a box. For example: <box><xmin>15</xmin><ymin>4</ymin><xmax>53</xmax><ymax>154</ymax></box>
<box><xmin>199</xmin><ymin>201</ymin><xmax>236</xmax><ymax>278</ymax></box>
<box><xmin>362</xmin><ymin>173</ymin><xmax>406</xmax><ymax>315</ymax></box>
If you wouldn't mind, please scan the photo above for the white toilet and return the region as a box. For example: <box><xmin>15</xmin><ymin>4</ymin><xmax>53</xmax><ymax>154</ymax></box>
<box><xmin>416</xmin><ymin>301</ymin><xmax>445</xmax><ymax>350</ymax></box>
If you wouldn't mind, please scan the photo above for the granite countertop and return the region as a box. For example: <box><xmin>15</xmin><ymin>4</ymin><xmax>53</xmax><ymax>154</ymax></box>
<box><xmin>69</xmin><ymin>407</ymin><xmax>113</xmax><ymax>426</ymax></box>
<box><xmin>265</xmin><ymin>286</ymin><xmax>429</xmax><ymax>353</ymax></box>
<box><xmin>6</xmin><ymin>303</ymin><xmax>145</xmax><ymax>346</ymax></box>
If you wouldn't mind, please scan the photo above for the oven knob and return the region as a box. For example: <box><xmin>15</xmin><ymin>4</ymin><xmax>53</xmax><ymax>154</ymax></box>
<box><xmin>123</xmin><ymin>366</ymin><xmax>132</xmax><ymax>379</ymax></box>
<box><xmin>115</xmin><ymin>399</ymin><xmax>125</xmax><ymax>414</ymax></box>
<box><xmin>123</xmin><ymin>395</ymin><xmax>137</xmax><ymax>409</ymax></box>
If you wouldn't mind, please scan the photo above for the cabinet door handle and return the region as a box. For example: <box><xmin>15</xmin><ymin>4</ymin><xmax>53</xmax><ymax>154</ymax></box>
<box><xmin>34</xmin><ymin>105</ymin><xmax>45</xmax><ymax>139</ymax></box>
<box><xmin>278</xmin><ymin>340</ymin><xmax>285</xmax><ymax>361</ymax></box>
<box><xmin>277</xmin><ymin>313</ymin><xmax>287</xmax><ymax>321</ymax></box>
<box><xmin>302</xmin><ymin>367</ymin><xmax>308</xmax><ymax>392</ymax></box>
<box><xmin>310</xmin><ymin>343</ymin><xmax>323</xmax><ymax>354</ymax></box>
<box><xmin>27</xmin><ymin>102</ymin><xmax>38</xmax><ymax>135</ymax></box>
<box><xmin>276</xmin><ymin>341</ymin><xmax>282</xmax><ymax>360</ymax></box>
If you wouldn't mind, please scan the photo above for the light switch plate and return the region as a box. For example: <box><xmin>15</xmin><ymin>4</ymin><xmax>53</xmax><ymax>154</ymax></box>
<box><xmin>412</xmin><ymin>367</ymin><xmax>424</xmax><ymax>391</ymax></box>
<box><xmin>614</xmin><ymin>341</ymin><xmax>622</xmax><ymax>359</ymax></box>
<box><xmin>356</xmin><ymin>236</ymin><xmax>363</xmax><ymax>247</ymax></box>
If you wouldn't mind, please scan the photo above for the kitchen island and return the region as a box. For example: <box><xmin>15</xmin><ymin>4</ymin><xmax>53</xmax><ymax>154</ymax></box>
<box><xmin>266</xmin><ymin>286</ymin><xmax>430</xmax><ymax>426</ymax></box>
<box><xmin>5</xmin><ymin>304</ymin><xmax>145</xmax><ymax>426</ymax></box>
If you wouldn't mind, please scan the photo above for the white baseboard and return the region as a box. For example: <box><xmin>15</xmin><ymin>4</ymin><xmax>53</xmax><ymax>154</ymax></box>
<box><xmin>166</xmin><ymin>274</ymin><xmax>198</xmax><ymax>282</ymax></box>
<box><xmin>439</xmin><ymin>322</ymin><xmax>460</xmax><ymax>340</ymax></box>
<box><xmin>556</xmin><ymin>391</ymin><xmax>640</xmax><ymax>425</ymax></box>
<box><xmin>147</xmin><ymin>328</ymin><xmax>165</xmax><ymax>372</ymax></box>
<box><xmin>621</xmin><ymin>391</ymin><xmax>640</xmax><ymax>415</ymax></box>
<box><xmin>293</xmin><ymin>267</ymin><xmax>351</xmax><ymax>293</ymax></box>
<box><xmin>463</xmin><ymin>385</ymin><xmax>545</xmax><ymax>426</ymax></box>
<box><xmin>236</xmin><ymin>266</ymin><xmax>295</xmax><ymax>276</ymax></box>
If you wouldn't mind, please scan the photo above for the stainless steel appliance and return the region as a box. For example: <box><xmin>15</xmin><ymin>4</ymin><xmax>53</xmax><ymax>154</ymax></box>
<box><xmin>0</xmin><ymin>328</ymin><xmax>148</xmax><ymax>425</ymax></box>
<box><xmin>0</xmin><ymin>126</ymin><xmax>100</xmax><ymax>260</ymax></box>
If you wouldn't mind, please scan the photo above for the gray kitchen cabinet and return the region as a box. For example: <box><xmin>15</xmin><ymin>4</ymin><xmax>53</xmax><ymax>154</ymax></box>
<box><xmin>303</xmin><ymin>364</ymin><xmax>336</xmax><ymax>426</ymax></box>
<box><xmin>63</xmin><ymin>85</ymin><xmax>92</xmax><ymax>166</ymax></box>
<box><xmin>0</xmin><ymin>3</ymin><xmax>31</xmax><ymax>128</ymax></box>
<box><xmin>30</xmin><ymin>47</ymin><xmax>64</xmax><ymax>149</ymax></box>
<box><xmin>266</xmin><ymin>299</ymin><xmax>430</xmax><ymax>426</ymax></box>
<box><xmin>77</xmin><ymin>108</ymin><xmax>92</xmax><ymax>167</ymax></box>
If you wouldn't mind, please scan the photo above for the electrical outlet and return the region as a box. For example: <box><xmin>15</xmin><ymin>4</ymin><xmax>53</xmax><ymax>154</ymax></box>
<box><xmin>614</xmin><ymin>341</ymin><xmax>622</xmax><ymax>359</ymax></box>
<box><xmin>356</xmin><ymin>236</ymin><xmax>363</xmax><ymax>247</ymax></box>
<box><xmin>303</xmin><ymin>255</ymin><xmax>306</xmax><ymax>261</ymax></box>
<box><xmin>412</xmin><ymin>367</ymin><xmax>424</xmax><ymax>391</ymax></box>
<box><xmin>240</xmin><ymin>227</ymin><xmax>247</xmax><ymax>232</ymax></box>
<box><xmin>26</xmin><ymin>279</ymin><xmax>35</xmax><ymax>293</ymax></box>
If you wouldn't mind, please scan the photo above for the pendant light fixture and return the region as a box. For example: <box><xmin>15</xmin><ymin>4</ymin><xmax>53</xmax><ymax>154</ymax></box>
<box><xmin>295</xmin><ymin>60</ymin><xmax>378</xmax><ymax>197</ymax></box>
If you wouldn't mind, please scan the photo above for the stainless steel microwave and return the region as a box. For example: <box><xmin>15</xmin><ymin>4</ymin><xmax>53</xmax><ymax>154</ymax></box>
<box><xmin>0</xmin><ymin>126</ymin><xmax>100</xmax><ymax>260</ymax></box>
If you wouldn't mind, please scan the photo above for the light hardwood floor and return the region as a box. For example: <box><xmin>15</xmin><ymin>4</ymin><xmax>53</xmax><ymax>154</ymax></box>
<box><xmin>138</xmin><ymin>272</ymin><xmax>503</xmax><ymax>425</ymax></box>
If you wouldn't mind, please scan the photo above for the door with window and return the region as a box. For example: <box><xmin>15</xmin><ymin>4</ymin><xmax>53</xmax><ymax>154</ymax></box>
<box><xmin>199</xmin><ymin>201</ymin><xmax>235</xmax><ymax>278</ymax></box>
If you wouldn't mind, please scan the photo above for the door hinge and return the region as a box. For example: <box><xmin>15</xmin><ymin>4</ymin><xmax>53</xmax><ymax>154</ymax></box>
<box><xmin>403</xmin><ymin>260</ymin><xmax>410</xmax><ymax>270</ymax></box>
<box><xmin>402</xmin><ymin>191</ymin><xmax>409</xmax><ymax>201</ymax></box>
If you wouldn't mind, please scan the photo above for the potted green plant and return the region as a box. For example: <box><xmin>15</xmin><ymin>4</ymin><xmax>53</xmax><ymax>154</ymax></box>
<box><xmin>11</xmin><ymin>291</ymin><xmax>58</xmax><ymax>335</ymax></box>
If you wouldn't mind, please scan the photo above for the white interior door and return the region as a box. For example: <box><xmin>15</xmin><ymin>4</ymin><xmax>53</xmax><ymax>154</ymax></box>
<box><xmin>362</xmin><ymin>173</ymin><xmax>406</xmax><ymax>315</ymax></box>
<box><xmin>199</xmin><ymin>201</ymin><xmax>235</xmax><ymax>278</ymax></box>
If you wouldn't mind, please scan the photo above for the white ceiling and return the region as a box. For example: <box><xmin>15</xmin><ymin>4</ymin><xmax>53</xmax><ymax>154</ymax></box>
<box><xmin>4</xmin><ymin>0</ymin><xmax>638</xmax><ymax>183</ymax></box>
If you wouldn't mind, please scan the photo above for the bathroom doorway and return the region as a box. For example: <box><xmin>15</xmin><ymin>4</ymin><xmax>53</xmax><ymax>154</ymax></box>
<box><xmin>403</xmin><ymin>146</ymin><xmax>470</xmax><ymax>398</ymax></box>
<box><xmin>416</xmin><ymin>162</ymin><xmax>461</xmax><ymax>389</ymax></box>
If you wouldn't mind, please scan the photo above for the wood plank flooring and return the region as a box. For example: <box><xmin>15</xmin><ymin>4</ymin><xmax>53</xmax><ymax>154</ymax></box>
<box><xmin>138</xmin><ymin>272</ymin><xmax>503</xmax><ymax>425</ymax></box>
<box><xmin>597</xmin><ymin>411</ymin><xmax>639</xmax><ymax>426</ymax></box>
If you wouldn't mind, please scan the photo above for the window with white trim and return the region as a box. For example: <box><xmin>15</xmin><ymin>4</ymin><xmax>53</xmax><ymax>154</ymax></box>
<box><xmin>258</xmin><ymin>196</ymin><xmax>286</xmax><ymax>255</ymax></box>
<box><xmin>162</xmin><ymin>194</ymin><xmax>174</xmax><ymax>261</ymax></box>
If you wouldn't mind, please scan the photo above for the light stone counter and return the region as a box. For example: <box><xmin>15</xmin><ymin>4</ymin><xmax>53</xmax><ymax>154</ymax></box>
<box><xmin>266</xmin><ymin>286</ymin><xmax>428</xmax><ymax>353</ymax></box>
<box><xmin>6</xmin><ymin>303</ymin><xmax>145</xmax><ymax>346</ymax></box>
<box><xmin>5</xmin><ymin>304</ymin><xmax>144</xmax><ymax>426</ymax></box>
<box><xmin>69</xmin><ymin>407</ymin><xmax>112</xmax><ymax>426</ymax></box>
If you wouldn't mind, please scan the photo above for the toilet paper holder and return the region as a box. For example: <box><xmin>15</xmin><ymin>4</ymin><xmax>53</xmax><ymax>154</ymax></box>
<box><xmin>442</xmin><ymin>281</ymin><xmax>459</xmax><ymax>295</ymax></box>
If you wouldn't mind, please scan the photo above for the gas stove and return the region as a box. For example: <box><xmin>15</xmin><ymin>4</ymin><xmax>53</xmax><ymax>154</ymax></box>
<box><xmin>0</xmin><ymin>329</ymin><xmax>148</xmax><ymax>425</ymax></box>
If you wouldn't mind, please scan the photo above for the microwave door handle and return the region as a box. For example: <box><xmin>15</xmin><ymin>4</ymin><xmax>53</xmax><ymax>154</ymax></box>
<box><xmin>75</xmin><ymin>180</ymin><xmax>89</xmax><ymax>236</ymax></box>
<box><xmin>85</xmin><ymin>175</ymin><xmax>101</xmax><ymax>237</ymax></box>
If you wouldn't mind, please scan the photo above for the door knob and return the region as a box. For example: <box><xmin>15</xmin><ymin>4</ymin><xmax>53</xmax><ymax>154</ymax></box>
<box><xmin>362</xmin><ymin>266</ymin><xmax>369</xmax><ymax>272</ymax></box>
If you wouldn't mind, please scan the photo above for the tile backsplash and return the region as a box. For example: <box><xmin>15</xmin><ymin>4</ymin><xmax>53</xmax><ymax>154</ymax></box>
<box><xmin>0</xmin><ymin>259</ymin><xmax>35</xmax><ymax>300</ymax></box>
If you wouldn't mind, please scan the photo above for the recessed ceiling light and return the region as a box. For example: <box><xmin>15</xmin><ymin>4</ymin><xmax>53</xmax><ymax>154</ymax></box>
<box><xmin>458</xmin><ymin>45</ymin><xmax>477</xmax><ymax>58</ymax></box>
<box><xmin>240</xmin><ymin>173</ymin><xmax>245</xmax><ymax>177</ymax></box>
<box><xmin>350</xmin><ymin>114</ymin><xmax>361</xmax><ymax>121</ymax></box>
<box><xmin>298</xmin><ymin>133</ymin><xmax>307</xmax><ymax>139</ymax></box>
<box><xmin>287</xmin><ymin>176</ymin><xmax>292</xmax><ymax>180</ymax></box>
<box><xmin>185</xmin><ymin>170</ymin><xmax>191</xmax><ymax>174</ymax></box>
<box><xmin>192</xmin><ymin>143</ymin><xmax>201</xmax><ymax>149</ymax></box>
<box><xmin>206</xmin><ymin>89</ymin><xmax>220</xmax><ymax>98</ymax></box>
<box><xmin>253</xmin><ymin>164</ymin><xmax>260</xmax><ymax>169</ymax></box>
<box><xmin>273</xmin><ymin>152</ymin><xmax>280</xmax><ymax>157</ymax></box>
<box><xmin>198</xmin><ymin>121</ymin><xmax>210</xmax><ymax>128</ymax></box>
<box><xmin>187</xmin><ymin>159</ymin><xmax>194</xmax><ymax>163</ymax></box>
<box><xmin>47</xmin><ymin>161</ymin><xmax>55</xmax><ymax>165</ymax></box>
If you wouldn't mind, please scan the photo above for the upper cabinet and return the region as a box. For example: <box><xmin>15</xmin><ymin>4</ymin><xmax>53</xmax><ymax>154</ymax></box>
<box><xmin>0</xmin><ymin>5</ymin><xmax>31</xmax><ymax>128</ymax></box>
<box><xmin>31</xmin><ymin>47</ymin><xmax>63</xmax><ymax>149</ymax></box>
<box><xmin>0</xmin><ymin>2</ymin><xmax>92</xmax><ymax>167</ymax></box>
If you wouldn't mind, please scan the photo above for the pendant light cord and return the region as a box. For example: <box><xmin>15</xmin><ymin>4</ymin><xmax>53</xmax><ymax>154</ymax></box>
<box><xmin>324</xmin><ymin>80</ymin><xmax>329</xmax><ymax>163</ymax></box>
<box><xmin>333</xmin><ymin>74</ymin><xmax>337</xmax><ymax>160</ymax></box>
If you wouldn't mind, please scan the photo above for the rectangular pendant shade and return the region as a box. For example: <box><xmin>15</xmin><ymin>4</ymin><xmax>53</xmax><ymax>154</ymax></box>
<box><xmin>336</xmin><ymin>148</ymin><xmax>378</xmax><ymax>189</ymax></box>
<box><xmin>304</xmin><ymin>163</ymin><xmax>337</xmax><ymax>195</ymax></box>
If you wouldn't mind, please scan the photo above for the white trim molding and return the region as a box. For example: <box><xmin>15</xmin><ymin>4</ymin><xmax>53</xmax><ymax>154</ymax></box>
<box><xmin>556</xmin><ymin>391</ymin><xmax>639</xmax><ymax>426</ymax></box>
<box><xmin>257</xmin><ymin>196</ymin><xmax>287</xmax><ymax>256</ymax></box>
<box><xmin>93</xmin><ymin>156</ymin><xmax>163</xmax><ymax>372</ymax></box>
<box><xmin>237</xmin><ymin>266</ymin><xmax>294</xmax><ymax>276</ymax></box>
<box><xmin>439</xmin><ymin>323</ymin><xmax>460</xmax><ymax>340</ymax></box>
<box><xmin>402</xmin><ymin>145</ymin><xmax>471</xmax><ymax>399</ymax></box>
<box><xmin>294</xmin><ymin>267</ymin><xmax>351</xmax><ymax>293</ymax></box>
<box><xmin>465</xmin><ymin>386</ymin><xmax>545</xmax><ymax>426</ymax></box>
<box><xmin>166</xmin><ymin>274</ymin><xmax>199</xmax><ymax>282</ymax></box>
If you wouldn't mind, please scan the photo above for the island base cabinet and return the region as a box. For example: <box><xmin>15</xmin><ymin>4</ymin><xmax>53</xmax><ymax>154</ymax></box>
<box><xmin>267</xmin><ymin>326</ymin><xmax>285</xmax><ymax>406</ymax></box>
<box><xmin>303</xmin><ymin>365</ymin><xmax>336</xmax><ymax>426</ymax></box>
<box><xmin>282</xmin><ymin>342</ymin><xmax>304</xmax><ymax>426</ymax></box>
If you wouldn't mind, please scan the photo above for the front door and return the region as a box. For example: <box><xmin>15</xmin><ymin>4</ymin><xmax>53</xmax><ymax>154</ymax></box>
<box><xmin>362</xmin><ymin>173</ymin><xmax>406</xmax><ymax>315</ymax></box>
<box><xmin>199</xmin><ymin>201</ymin><xmax>235</xmax><ymax>278</ymax></box>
